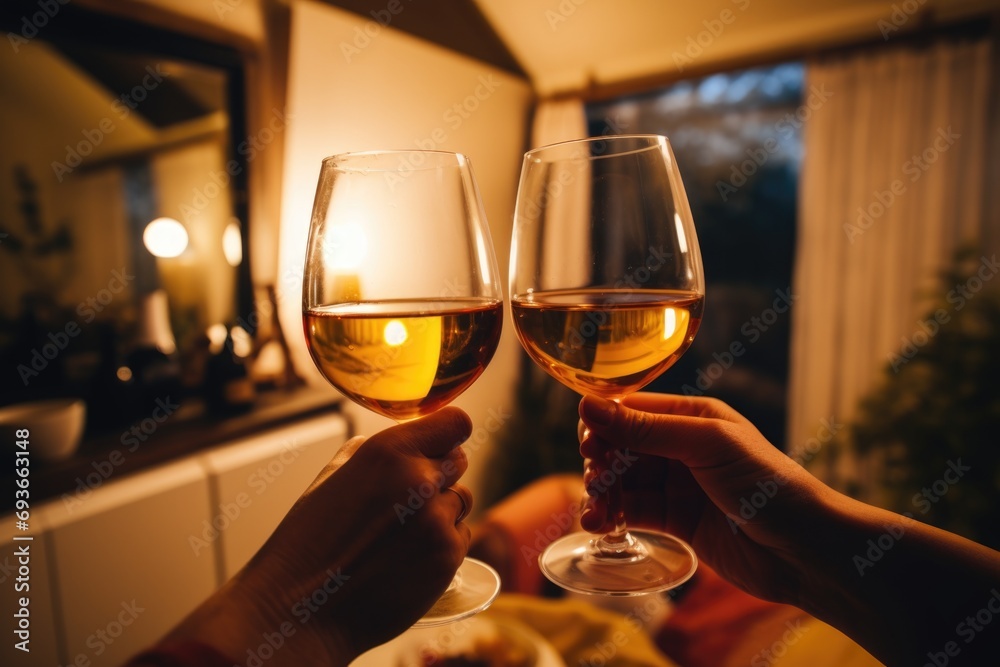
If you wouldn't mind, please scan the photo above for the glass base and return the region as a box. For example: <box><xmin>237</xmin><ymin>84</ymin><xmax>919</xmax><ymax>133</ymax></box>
<box><xmin>413</xmin><ymin>558</ymin><xmax>501</xmax><ymax>627</ymax></box>
<box><xmin>539</xmin><ymin>530</ymin><xmax>697</xmax><ymax>596</ymax></box>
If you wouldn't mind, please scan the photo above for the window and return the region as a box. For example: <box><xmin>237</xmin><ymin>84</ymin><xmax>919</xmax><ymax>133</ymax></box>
<box><xmin>587</xmin><ymin>63</ymin><xmax>803</xmax><ymax>448</ymax></box>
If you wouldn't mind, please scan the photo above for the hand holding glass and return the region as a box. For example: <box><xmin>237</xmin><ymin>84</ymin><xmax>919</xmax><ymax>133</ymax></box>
<box><xmin>302</xmin><ymin>150</ymin><xmax>503</xmax><ymax>624</ymax></box>
<box><xmin>510</xmin><ymin>135</ymin><xmax>705</xmax><ymax>595</ymax></box>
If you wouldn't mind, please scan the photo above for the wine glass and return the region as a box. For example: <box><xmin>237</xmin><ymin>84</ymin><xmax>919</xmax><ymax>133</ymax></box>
<box><xmin>302</xmin><ymin>150</ymin><xmax>503</xmax><ymax>625</ymax></box>
<box><xmin>509</xmin><ymin>135</ymin><xmax>705</xmax><ymax>595</ymax></box>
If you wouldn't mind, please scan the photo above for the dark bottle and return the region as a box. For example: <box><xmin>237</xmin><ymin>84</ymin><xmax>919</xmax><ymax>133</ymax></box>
<box><xmin>122</xmin><ymin>290</ymin><xmax>182</xmax><ymax>420</ymax></box>
<box><xmin>204</xmin><ymin>325</ymin><xmax>256</xmax><ymax>415</ymax></box>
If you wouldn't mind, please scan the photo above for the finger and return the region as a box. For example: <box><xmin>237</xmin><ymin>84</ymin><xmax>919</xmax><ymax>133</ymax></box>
<box><xmin>622</xmin><ymin>392</ymin><xmax>749</xmax><ymax>424</ymax></box>
<box><xmin>582</xmin><ymin>460</ymin><xmax>600</xmax><ymax>495</ymax></box>
<box><xmin>385</xmin><ymin>407</ymin><xmax>473</xmax><ymax>458</ymax></box>
<box><xmin>579</xmin><ymin>395</ymin><xmax>742</xmax><ymax>467</ymax></box>
<box><xmin>442</xmin><ymin>484</ymin><xmax>474</xmax><ymax>524</ymax></box>
<box><xmin>581</xmin><ymin>492</ymin><xmax>609</xmax><ymax>532</ymax></box>
<box><xmin>436</xmin><ymin>446</ymin><xmax>468</xmax><ymax>488</ymax></box>
<box><xmin>579</xmin><ymin>427</ymin><xmax>615</xmax><ymax>461</ymax></box>
<box><xmin>456</xmin><ymin>521</ymin><xmax>472</xmax><ymax>550</ymax></box>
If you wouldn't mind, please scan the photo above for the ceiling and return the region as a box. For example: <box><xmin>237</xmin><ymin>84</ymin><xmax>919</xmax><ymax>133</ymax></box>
<box><xmin>475</xmin><ymin>0</ymin><xmax>998</xmax><ymax>96</ymax></box>
<box><xmin>329</xmin><ymin>0</ymin><xmax>998</xmax><ymax>98</ymax></box>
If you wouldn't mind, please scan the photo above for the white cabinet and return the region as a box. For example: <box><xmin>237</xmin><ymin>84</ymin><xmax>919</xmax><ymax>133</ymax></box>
<box><xmin>0</xmin><ymin>412</ymin><xmax>348</xmax><ymax>667</ymax></box>
<box><xmin>201</xmin><ymin>414</ymin><xmax>348</xmax><ymax>579</ymax></box>
<box><xmin>43</xmin><ymin>459</ymin><xmax>216</xmax><ymax>667</ymax></box>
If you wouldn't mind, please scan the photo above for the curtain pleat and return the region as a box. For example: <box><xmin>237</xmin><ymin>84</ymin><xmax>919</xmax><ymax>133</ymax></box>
<box><xmin>789</xmin><ymin>38</ymin><xmax>993</xmax><ymax>484</ymax></box>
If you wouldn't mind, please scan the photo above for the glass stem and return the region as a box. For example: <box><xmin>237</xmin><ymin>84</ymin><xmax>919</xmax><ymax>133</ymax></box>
<box><xmin>596</xmin><ymin>399</ymin><xmax>638</xmax><ymax>557</ymax></box>
<box><xmin>600</xmin><ymin>472</ymin><xmax>631</xmax><ymax>545</ymax></box>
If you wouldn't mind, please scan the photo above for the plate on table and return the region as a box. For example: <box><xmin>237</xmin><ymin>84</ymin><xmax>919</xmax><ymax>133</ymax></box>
<box><xmin>352</xmin><ymin>613</ymin><xmax>565</xmax><ymax>667</ymax></box>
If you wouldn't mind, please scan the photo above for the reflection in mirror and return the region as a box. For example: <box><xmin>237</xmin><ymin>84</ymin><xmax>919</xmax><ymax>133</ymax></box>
<box><xmin>0</xmin><ymin>3</ymin><xmax>251</xmax><ymax>432</ymax></box>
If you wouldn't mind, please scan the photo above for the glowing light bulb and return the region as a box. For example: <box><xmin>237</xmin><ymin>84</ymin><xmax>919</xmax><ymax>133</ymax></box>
<box><xmin>223</xmin><ymin>220</ymin><xmax>243</xmax><ymax>267</ymax></box>
<box><xmin>231</xmin><ymin>325</ymin><xmax>253</xmax><ymax>358</ymax></box>
<box><xmin>143</xmin><ymin>217</ymin><xmax>188</xmax><ymax>258</ymax></box>
<box><xmin>383</xmin><ymin>320</ymin><xmax>408</xmax><ymax>347</ymax></box>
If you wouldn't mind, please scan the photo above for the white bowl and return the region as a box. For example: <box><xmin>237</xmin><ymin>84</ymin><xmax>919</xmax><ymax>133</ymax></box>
<box><xmin>0</xmin><ymin>398</ymin><xmax>86</xmax><ymax>463</ymax></box>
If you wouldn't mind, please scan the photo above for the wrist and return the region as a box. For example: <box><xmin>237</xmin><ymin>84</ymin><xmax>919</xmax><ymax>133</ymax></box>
<box><xmin>162</xmin><ymin>572</ymin><xmax>357</xmax><ymax>667</ymax></box>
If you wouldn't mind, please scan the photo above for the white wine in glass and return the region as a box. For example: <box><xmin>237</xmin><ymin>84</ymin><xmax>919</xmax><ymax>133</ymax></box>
<box><xmin>302</xmin><ymin>150</ymin><xmax>503</xmax><ymax>624</ymax></box>
<box><xmin>510</xmin><ymin>135</ymin><xmax>705</xmax><ymax>595</ymax></box>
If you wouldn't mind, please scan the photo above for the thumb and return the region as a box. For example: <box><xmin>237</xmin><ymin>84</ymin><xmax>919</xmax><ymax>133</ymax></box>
<box><xmin>380</xmin><ymin>406</ymin><xmax>473</xmax><ymax>459</ymax></box>
<box><xmin>579</xmin><ymin>395</ymin><xmax>731</xmax><ymax>468</ymax></box>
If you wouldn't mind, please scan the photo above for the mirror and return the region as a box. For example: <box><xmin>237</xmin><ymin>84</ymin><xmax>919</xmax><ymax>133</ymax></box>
<box><xmin>0</xmin><ymin>3</ymin><xmax>252</xmax><ymax>427</ymax></box>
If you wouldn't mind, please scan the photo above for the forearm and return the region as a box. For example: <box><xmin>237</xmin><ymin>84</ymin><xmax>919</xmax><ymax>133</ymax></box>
<box><xmin>798</xmin><ymin>488</ymin><xmax>1000</xmax><ymax>665</ymax></box>
<box><xmin>157</xmin><ymin>574</ymin><xmax>355</xmax><ymax>667</ymax></box>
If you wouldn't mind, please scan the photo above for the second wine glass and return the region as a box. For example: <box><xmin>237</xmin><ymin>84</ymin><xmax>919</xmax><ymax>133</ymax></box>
<box><xmin>510</xmin><ymin>134</ymin><xmax>705</xmax><ymax>595</ymax></box>
<box><xmin>302</xmin><ymin>150</ymin><xmax>503</xmax><ymax>624</ymax></box>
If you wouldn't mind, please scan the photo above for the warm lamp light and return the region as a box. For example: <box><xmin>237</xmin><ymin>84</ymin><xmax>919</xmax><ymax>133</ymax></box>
<box><xmin>207</xmin><ymin>323</ymin><xmax>228</xmax><ymax>354</ymax></box>
<box><xmin>143</xmin><ymin>217</ymin><xmax>189</xmax><ymax>258</ymax></box>
<box><xmin>383</xmin><ymin>320</ymin><xmax>408</xmax><ymax>347</ymax></box>
<box><xmin>230</xmin><ymin>325</ymin><xmax>253</xmax><ymax>358</ymax></box>
<box><xmin>223</xmin><ymin>219</ymin><xmax>243</xmax><ymax>267</ymax></box>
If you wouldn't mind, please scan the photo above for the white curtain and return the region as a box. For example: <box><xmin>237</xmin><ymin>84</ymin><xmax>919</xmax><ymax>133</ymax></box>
<box><xmin>788</xmin><ymin>38</ymin><xmax>994</xmax><ymax>475</ymax></box>
<box><xmin>530</xmin><ymin>96</ymin><xmax>587</xmax><ymax>148</ymax></box>
<box><xmin>530</xmin><ymin>97</ymin><xmax>592</xmax><ymax>289</ymax></box>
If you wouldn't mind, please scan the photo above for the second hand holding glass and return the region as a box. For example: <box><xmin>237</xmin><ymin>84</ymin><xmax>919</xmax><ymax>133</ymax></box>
<box><xmin>510</xmin><ymin>135</ymin><xmax>706</xmax><ymax>595</ymax></box>
<box><xmin>302</xmin><ymin>150</ymin><xmax>503</xmax><ymax>625</ymax></box>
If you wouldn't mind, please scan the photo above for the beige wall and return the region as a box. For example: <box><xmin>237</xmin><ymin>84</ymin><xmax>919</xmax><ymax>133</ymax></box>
<box><xmin>70</xmin><ymin>0</ymin><xmax>534</xmax><ymax>498</ymax></box>
<box><xmin>278</xmin><ymin>1</ymin><xmax>533</xmax><ymax>497</ymax></box>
